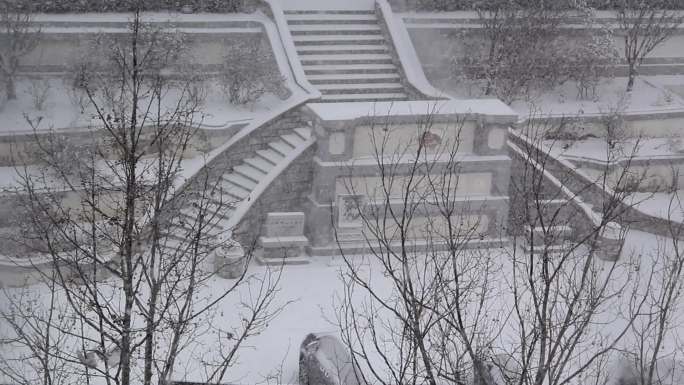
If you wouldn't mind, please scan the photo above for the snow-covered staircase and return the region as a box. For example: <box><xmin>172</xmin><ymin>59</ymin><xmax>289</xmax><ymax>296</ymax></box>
<box><xmin>285</xmin><ymin>10</ymin><xmax>410</xmax><ymax>103</ymax></box>
<box><xmin>162</xmin><ymin>127</ymin><xmax>314</xmax><ymax>249</ymax></box>
<box><xmin>522</xmin><ymin>220</ymin><xmax>576</xmax><ymax>257</ymax></box>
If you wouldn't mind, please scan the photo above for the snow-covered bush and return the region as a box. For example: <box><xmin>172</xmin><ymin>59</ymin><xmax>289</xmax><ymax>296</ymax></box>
<box><xmin>220</xmin><ymin>38</ymin><xmax>285</xmax><ymax>105</ymax></box>
<box><xmin>29</xmin><ymin>0</ymin><xmax>258</xmax><ymax>13</ymax></box>
<box><xmin>27</xmin><ymin>77</ymin><xmax>51</xmax><ymax>111</ymax></box>
<box><xmin>32</xmin><ymin>0</ymin><xmax>259</xmax><ymax>13</ymax></box>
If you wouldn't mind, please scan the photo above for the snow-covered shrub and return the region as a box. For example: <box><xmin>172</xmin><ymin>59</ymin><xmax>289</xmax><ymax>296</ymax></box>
<box><xmin>27</xmin><ymin>77</ymin><xmax>51</xmax><ymax>111</ymax></box>
<box><xmin>30</xmin><ymin>0</ymin><xmax>258</xmax><ymax>13</ymax></box>
<box><xmin>220</xmin><ymin>38</ymin><xmax>286</xmax><ymax>105</ymax></box>
<box><xmin>563</xmin><ymin>14</ymin><xmax>619</xmax><ymax>100</ymax></box>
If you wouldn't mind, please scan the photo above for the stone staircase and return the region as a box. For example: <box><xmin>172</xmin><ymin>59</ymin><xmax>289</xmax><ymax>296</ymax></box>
<box><xmin>522</xmin><ymin>210</ymin><xmax>576</xmax><ymax>257</ymax></box>
<box><xmin>162</xmin><ymin>126</ymin><xmax>314</xmax><ymax>250</ymax></box>
<box><xmin>285</xmin><ymin>10</ymin><xmax>410</xmax><ymax>103</ymax></box>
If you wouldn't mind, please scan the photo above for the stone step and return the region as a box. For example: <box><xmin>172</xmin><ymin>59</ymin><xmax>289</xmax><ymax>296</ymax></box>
<box><xmin>268</xmin><ymin>140</ymin><xmax>296</xmax><ymax>156</ymax></box>
<box><xmin>292</xmin><ymin>35</ymin><xmax>386</xmax><ymax>45</ymax></box>
<box><xmin>284</xmin><ymin>10</ymin><xmax>376</xmax><ymax>15</ymax></box>
<box><xmin>304</xmin><ymin>63</ymin><xmax>398</xmax><ymax>75</ymax></box>
<box><xmin>233</xmin><ymin>164</ymin><xmax>266</xmax><ymax>184</ymax></box>
<box><xmin>525</xmin><ymin>225</ymin><xmax>573</xmax><ymax>246</ymax></box>
<box><xmin>307</xmin><ymin>73</ymin><xmax>401</xmax><ymax>84</ymax></box>
<box><xmin>523</xmin><ymin>242</ymin><xmax>576</xmax><ymax>256</ymax></box>
<box><xmin>317</xmin><ymin>82</ymin><xmax>404</xmax><ymax>94</ymax></box>
<box><xmin>256</xmin><ymin>149</ymin><xmax>286</xmax><ymax>165</ymax></box>
<box><xmin>287</xmin><ymin>18</ymin><xmax>377</xmax><ymax>25</ymax></box>
<box><xmin>285</xmin><ymin>13</ymin><xmax>377</xmax><ymax>21</ymax></box>
<box><xmin>297</xmin><ymin>45</ymin><xmax>389</xmax><ymax>55</ymax></box>
<box><xmin>319</xmin><ymin>92</ymin><xmax>408</xmax><ymax>102</ymax></box>
<box><xmin>281</xmin><ymin>133</ymin><xmax>307</xmax><ymax>147</ymax></box>
<box><xmin>290</xmin><ymin>29</ymin><xmax>382</xmax><ymax>36</ymax></box>
<box><xmin>300</xmin><ymin>54</ymin><xmax>394</xmax><ymax>66</ymax></box>
<box><xmin>218</xmin><ymin>182</ymin><xmax>250</xmax><ymax>201</ymax></box>
<box><xmin>293</xmin><ymin>127</ymin><xmax>312</xmax><ymax>140</ymax></box>
<box><xmin>243</xmin><ymin>156</ymin><xmax>274</xmax><ymax>173</ymax></box>
<box><xmin>222</xmin><ymin>173</ymin><xmax>257</xmax><ymax>191</ymax></box>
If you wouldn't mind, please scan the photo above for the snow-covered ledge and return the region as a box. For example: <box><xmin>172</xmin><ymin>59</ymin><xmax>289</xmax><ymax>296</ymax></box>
<box><xmin>262</xmin><ymin>0</ymin><xmax>321</xmax><ymax>98</ymax></box>
<box><xmin>375</xmin><ymin>0</ymin><xmax>449</xmax><ymax>100</ymax></box>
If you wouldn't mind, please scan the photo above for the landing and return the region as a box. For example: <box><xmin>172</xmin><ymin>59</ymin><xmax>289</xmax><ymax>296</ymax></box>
<box><xmin>278</xmin><ymin>0</ymin><xmax>375</xmax><ymax>10</ymax></box>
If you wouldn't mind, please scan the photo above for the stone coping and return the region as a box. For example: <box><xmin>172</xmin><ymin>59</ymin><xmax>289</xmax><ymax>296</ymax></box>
<box><xmin>306</xmin><ymin>99</ymin><xmax>517</xmax><ymax>123</ymax></box>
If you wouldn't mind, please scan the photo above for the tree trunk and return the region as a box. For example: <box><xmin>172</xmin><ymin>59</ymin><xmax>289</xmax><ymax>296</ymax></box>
<box><xmin>6</xmin><ymin>76</ymin><xmax>16</xmax><ymax>100</ymax></box>
<box><xmin>626</xmin><ymin>65</ymin><xmax>636</xmax><ymax>92</ymax></box>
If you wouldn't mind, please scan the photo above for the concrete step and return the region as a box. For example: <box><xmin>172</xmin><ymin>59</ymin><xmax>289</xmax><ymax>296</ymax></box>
<box><xmin>307</xmin><ymin>73</ymin><xmax>400</xmax><ymax>84</ymax></box>
<box><xmin>304</xmin><ymin>63</ymin><xmax>398</xmax><ymax>75</ymax></box>
<box><xmin>297</xmin><ymin>45</ymin><xmax>389</xmax><ymax>55</ymax></box>
<box><xmin>317</xmin><ymin>82</ymin><xmax>404</xmax><ymax>94</ymax></box>
<box><xmin>523</xmin><ymin>242</ymin><xmax>576</xmax><ymax>256</ymax></box>
<box><xmin>525</xmin><ymin>225</ymin><xmax>573</xmax><ymax>246</ymax></box>
<box><xmin>243</xmin><ymin>156</ymin><xmax>275</xmax><ymax>173</ymax></box>
<box><xmin>300</xmin><ymin>54</ymin><xmax>393</xmax><ymax>66</ymax></box>
<box><xmin>284</xmin><ymin>10</ymin><xmax>376</xmax><ymax>15</ymax></box>
<box><xmin>218</xmin><ymin>182</ymin><xmax>250</xmax><ymax>201</ymax></box>
<box><xmin>319</xmin><ymin>93</ymin><xmax>408</xmax><ymax>102</ymax></box>
<box><xmin>281</xmin><ymin>133</ymin><xmax>307</xmax><ymax>147</ymax></box>
<box><xmin>233</xmin><ymin>164</ymin><xmax>266</xmax><ymax>184</ymax></box>
<box><xmin>256</xmin><ymin>149</ymin><xmax>285</xmax><ymax>165</ymax></box>
<box><xmin>290</xmin><ymin>29</ymin><xmax>382</xmax><ymax>36</ymax></box>
<box><xmin>211</xmin><ymin>206</ymin><xmax>236</xmax><ymax>223</ymax></box>
<box><xmin>222</xmin><ymin>173</ymin><xmax>257</xmax><ymax>191</ymax></box>
<box><xmin>293</xmin><ymin>127</ymin><xmax>312</xmax><ymax>140</ymax></box>
<box><xmin>287</xmin><ymin>18</ymin><xmax>377</xmax><ymax>25</ymax></box>
<box><xmin>268</xmin><ymin>140</ymin><xmax>296</xmax><ymax>156</ymax></box>
<box><xmin>292</xmin><ymin>35</ymin><xmax>386</xmax><ymax>45</ymax></box>
<box><xmin>285</xmin><ymin>13</ymin><xmax>377</xmax><ymax>21</ymax></box>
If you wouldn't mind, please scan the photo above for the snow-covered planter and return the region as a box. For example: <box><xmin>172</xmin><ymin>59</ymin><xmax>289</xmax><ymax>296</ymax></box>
<box><xmin>213</xmin><ymin>241</ymin><xmax>246</xmax><ymax>279</ymax></box>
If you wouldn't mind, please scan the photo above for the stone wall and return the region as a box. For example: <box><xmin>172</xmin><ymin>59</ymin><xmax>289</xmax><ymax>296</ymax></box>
<box><xmin>17</xmin><ymin>22</ymin><xmax>273</xmax><ymax>75</ymax></box>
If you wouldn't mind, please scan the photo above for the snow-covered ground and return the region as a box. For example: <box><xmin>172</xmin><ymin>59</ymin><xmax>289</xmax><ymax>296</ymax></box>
<box><xmin>548</xmin><ymin>137</ymin><xmax>684</xmax><ymax>163</ymax></box>
<box><xmin>2</xmin><ymin>229</ymin><xmax>682</xmax><ymax>385</ymax></box>
<box><xmin>509</xmin><ymin>77</ymin><xmax>684</xmax><ymax>119</ymax></box>
<box><xmin>627</xmin><ymin>191</ymin><xmax>684</xmax><ymax>223</ymax></box>
<box><xmin>0</xmin><ymin>77</ymin><xmax>285</xmax><ymax>134</ymax></box>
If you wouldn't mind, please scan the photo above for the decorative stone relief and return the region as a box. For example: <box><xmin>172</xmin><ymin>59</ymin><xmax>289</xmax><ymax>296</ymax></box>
<box><xmin>337</xmin><ymin>194</ymin><xmax>364</xmax><ymax>228</ymax></box>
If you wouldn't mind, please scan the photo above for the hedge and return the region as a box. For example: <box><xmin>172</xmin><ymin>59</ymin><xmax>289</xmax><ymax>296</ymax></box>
<box><xmin>16</xmin><ymin>0</ymin><xmax>257</xmax><ymax>13</ymax></box>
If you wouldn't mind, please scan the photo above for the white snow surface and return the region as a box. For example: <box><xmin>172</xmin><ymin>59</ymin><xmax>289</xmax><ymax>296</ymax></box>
<box><xmin>2</xmin><ymin>230</ymin><xmax>683</xmax><ymax>385</ymax></box>
<box><xmin>307</xmin><ymin>99</ymin><xmax>517</xmax><ymax>121</ymax></box>
<box><xmin>627</xmin><ymin>191</ymin><xmax>684</xmax><ymax>223</ymax></box>
<box><xmin>549</xmin><ymin>137</ymin><xmax>684</xmax><ymax>163</ymax></box>
<box><xmin>0</xmin><ymin>78</ymin><xmax>287</xmax><ymax>134</ymax></box>
<box><xmin>508</xmin><ymin>77</ymin><xmax>684</xmax><ymax>119</ymax></box>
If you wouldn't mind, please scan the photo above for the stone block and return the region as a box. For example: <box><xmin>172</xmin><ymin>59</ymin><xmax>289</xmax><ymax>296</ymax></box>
<box><xmin>257</xmin><ymin>212</ymin><xmax>310</xmax><ymax>264</ymax></box>
<box><xmin>263</xmin><ymin>212</ymin><xmax>306</xmax><ymax>238</ymax></box>
<box><xmin>213</xmin><ymin>242</ymin><xmax>246</xmax><ymax>279</ymax></box>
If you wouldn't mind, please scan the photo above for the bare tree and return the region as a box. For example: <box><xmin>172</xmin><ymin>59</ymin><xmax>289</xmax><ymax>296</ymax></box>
<box><xmin>0</xmin><ymin>10</ymin><xmax>285</xmax><ymax>385</ymax></box>
<box><xmin>620</xmin><ymin>191</ymin><xmax>684</xmax><ymax>385</ymax></box>
<box><xmin>615</xmin><ymin>0</ymin><xmax>683</xmax><ymax>91</ymax></box>
<box><xmin>332</xmin><ymin>109</ymin><xmax>657</xmax><ymax>385</ymax></box>
<box><xmin>0</xmin><ymin>0</ymin><xmax>39</xmax><ymax>100</ymax></box>
<box><xmin>458</xmin><ymin>0</ymin><xmax>574</xmax><ymax>103</ymax></box>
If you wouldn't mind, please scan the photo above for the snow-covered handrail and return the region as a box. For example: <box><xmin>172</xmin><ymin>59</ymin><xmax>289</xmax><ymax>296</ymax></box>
<box><xmin>374</xmin><ymin>0</ymin><xmax>449</xmax><ymax>100</ymax></box>
<box><xmin>507</xmin><ymin>130</ymin><xmax>605</xmax><ymax>229</ymax></box>
<box><xmin>262</xmin><ymin>0</ymin><xmax>321</xmax><ymax>98</ymax></box>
